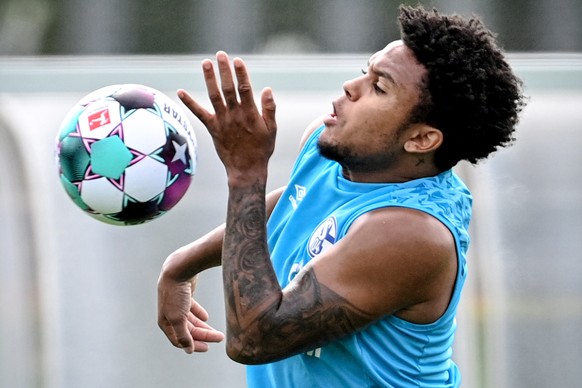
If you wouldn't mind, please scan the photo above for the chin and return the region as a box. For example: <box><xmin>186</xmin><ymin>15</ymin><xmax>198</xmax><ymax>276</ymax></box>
<box><xmin>317</xmin><ymin>138</ymin><xmax>346</xmax><ymax>164</ymax></box>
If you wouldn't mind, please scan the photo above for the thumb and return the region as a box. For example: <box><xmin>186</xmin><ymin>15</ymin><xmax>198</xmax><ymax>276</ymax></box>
<box><xmin>261</xmin><ymin>87</ymin><xmax>277</xmax><ymax>133</ymax></box>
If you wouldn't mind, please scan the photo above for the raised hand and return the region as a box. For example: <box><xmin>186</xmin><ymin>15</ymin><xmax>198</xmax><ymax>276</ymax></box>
<box><xmin>178</xmin><ymin>51</ymin><xmax>277</xmax><ymax>183</ymax></box>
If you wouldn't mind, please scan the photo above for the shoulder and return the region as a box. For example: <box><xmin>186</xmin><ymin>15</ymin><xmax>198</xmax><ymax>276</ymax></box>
<box><xmin>354</xmin><ymin>206</ymin><xmax>454</xmax><ymax>248</ymax></box>
<box><xmin>346</xmin><ymin>207</ymin><xmax>455</xmax><ymax>281</ymax></box>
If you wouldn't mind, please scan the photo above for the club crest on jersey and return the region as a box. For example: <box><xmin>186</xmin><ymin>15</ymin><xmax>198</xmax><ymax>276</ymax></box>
<box><xmin>307</xmin><ymin>216</ymin><xmax>337</xmax><ymax>257</ymax></box>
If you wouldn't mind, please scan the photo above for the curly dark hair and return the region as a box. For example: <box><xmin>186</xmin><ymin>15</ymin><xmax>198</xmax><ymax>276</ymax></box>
<box><xmin>398</xmin><ymin>5</ymin><xmax>526</xmax><ymax>170</ymax></box>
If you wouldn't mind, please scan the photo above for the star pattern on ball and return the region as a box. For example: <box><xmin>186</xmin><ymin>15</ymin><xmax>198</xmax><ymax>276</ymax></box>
<box><xmin>171</xmin><ymin>140</ymin><xmax>188</xmax><ymax>164</ymax></box>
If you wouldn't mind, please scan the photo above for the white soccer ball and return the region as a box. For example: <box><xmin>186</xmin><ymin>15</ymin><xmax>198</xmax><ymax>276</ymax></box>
<box><xmin>55</xmin><ymin>84</ymin><xmax>197</xmax><ymax>225</ymax></box>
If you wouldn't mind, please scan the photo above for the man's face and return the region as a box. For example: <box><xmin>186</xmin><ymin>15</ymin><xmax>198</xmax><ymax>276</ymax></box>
<box><xmin>318</xmin><ymin>40</ymin><xmax>427</xmax><ymax>175</ymax></box>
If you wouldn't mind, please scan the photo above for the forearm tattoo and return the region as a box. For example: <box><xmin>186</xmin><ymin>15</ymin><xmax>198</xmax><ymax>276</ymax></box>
<box><xmin>222</xmin><ymin>181</ymin><xmax>374</xmax><ymax>364</ymax></box>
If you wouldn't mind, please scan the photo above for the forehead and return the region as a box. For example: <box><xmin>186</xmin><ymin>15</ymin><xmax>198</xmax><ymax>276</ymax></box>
<box><xmin>368</xmin><ymin>40</ymin><xmax>426</xmax><ymax>87</ymax></box>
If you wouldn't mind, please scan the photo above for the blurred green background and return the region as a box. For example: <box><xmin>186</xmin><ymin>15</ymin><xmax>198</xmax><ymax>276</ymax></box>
<box><xmin>1</xmin><ymin>0</ymin><xmax>582</xmax><ymax>55</ymax></box>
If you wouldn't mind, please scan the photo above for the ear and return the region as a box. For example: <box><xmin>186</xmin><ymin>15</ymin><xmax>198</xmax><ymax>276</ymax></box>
<box><xmin>403</xmin><ymin>125</ymin><xmax>443</xmax><ymax>154</ymax></box>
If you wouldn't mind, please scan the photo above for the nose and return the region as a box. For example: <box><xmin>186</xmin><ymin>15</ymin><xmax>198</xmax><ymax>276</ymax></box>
<box><xmin>342</xmin><ymin>75</ymin><xmax>363</xmax><ymax>101</ymax></box>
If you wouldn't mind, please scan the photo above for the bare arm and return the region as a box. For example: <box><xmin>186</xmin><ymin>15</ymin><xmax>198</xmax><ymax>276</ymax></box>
<box><xmin>223</xmin><ymin>194</ymin><xmax>455</xmax><ymax>363</ymax></box>
<box><xmin>157</xmin><ymin>186</ymin><xmax>285</xmax><ymax>353</ymax></box>
<box><xmin>179</xmin><ymin>52</ymin><xmax>457</xmax><ymax>364</ymax></box>
<box><xmin>220</xmin><ymin>181</ymin><xmax>376</xmax><ymax>363</ymax></box>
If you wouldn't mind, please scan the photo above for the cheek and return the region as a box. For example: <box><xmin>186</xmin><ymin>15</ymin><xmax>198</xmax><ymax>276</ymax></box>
<box><xmin>358</xmin><ymin>112</ymin><xmax>394</xmax><ymax>138</ymax></box>
<box><xmin>365</xmin><ymin>104</ymin><xmax>411</xmax><ymax>134</ymax></box>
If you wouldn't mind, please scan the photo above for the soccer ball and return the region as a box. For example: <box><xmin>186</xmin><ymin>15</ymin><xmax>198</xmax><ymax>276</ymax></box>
<box><xmin>55</xmin><ymin>84</ymin><xmax>197</xmax><ymax>226</ymax></box>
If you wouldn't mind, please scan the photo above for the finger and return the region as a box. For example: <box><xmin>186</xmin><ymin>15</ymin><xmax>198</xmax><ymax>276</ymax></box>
<box><xmin>216</xmin><ymin>51</ymin><xmax>238</xmax><ymax>108</ymax></box>
<box><xmin>233</xmin><ymin>57</ymin><xmax>255</xmax><ymax>109</ymax></box>
<box><xmin>201</xmin><ymin>58</ymin><xmax>226</xmax><ymax>115</ymax></box>
<box><xmin>177</xmin><ymin>89</ymin><xmax>213</xmax><ymax>126</ymax></box>
<box><xmin>187</xmin><ymin>320</ymin><xmax>225</xmax><ymax>343</ymax></box>
<box><xmin>185</xmin><ymin>311</ymin><xmax>224</xmax><ymax>341</ymax></box>
<box><xmin>192</xmin><ymin>341</ymin><xmax>210</xmax><ymax>352</ymax></box>
<box><xmin>261</xmin><ymin>87</ymin><xmax>277</xmax><ymax>132</ymax></box>
<box><xmin>189</xmin><ymin>324</ymin><xmax>225</xmax><ymax>343</ymax></box>
<box><xmin>189</xmin><ymin>298</ymin><xmax>210</xmax><ymax>322</ymax></box>
<box><xmin>186</xmin><ymin>312</ymin><xmax>213</xmax><ymax>329</ymax></box>
<box><xmin>184</xmin><ymin>319</ymin><xmax>225</xmax><ymax>353</ymax></box>
<box><xmin>159</xmin><ymin>317</ymin><xmax>195</xmax><ymax>353</ymax></box>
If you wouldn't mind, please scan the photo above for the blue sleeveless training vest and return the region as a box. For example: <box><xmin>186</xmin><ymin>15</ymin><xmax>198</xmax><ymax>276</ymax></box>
<box><xmin>246</xmin><ymin>125</ymin><xmax>472</xmax><ymax>388</ymax></box>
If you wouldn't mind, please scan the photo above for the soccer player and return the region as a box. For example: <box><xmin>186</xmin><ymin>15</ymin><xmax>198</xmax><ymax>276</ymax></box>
<box><xmin>157</xmin><ymin>5</ymin><xmax>525</xmax><ymax>387</ymax></box>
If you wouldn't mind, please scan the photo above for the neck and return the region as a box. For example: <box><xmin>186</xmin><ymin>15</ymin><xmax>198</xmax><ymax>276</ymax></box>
<box><xmin>340</xmin><ymin>160</ymin><xmax>442</xmax><ymax>183</ymax></box>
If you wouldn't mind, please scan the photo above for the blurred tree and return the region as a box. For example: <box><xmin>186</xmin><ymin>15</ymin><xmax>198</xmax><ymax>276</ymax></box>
<box><xmin>43</xmin><ymin>0</ymin><xmax>132</xmax><ymax>54</ymax></box>
<box><xmin>471</xmin><ymin>0</ymin><xmax>581</xmax><ymax>51</ymax></box>
<box><xmin>3</xmin><ymin>0</ymin><xmax>580</xmax><ymax>55</ymax></box>
<box><xmin>0</xmin><ymin>0</ymin><xmax>54</xmax><ymax>54</ymax></box>
<box><xmin>256</xmin><ymin>0</ymin><xmax>319</xmax><ymax>53</ymax></box>
<box><xmin>128</xmin><ymin>0</ymin><xmax>197</xmax><ymax>54</ymax></box>
<box><xmin>187</xmin><ymin>0</ymin><xmax>262</xmax><ymax>54</ymax></box>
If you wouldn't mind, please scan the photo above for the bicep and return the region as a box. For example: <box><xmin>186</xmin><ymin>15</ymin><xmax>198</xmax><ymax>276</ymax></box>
<box><xmin>310</xmin><ymin>208</ymin><xmax>456</xmax><ymax>320</ymax></box>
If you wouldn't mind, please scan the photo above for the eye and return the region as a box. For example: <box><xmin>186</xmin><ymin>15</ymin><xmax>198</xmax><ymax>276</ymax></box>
<box><xmin>361</xmin><ymin>68</ymin><xmax>385</xmax><ymax>94</ymax></box>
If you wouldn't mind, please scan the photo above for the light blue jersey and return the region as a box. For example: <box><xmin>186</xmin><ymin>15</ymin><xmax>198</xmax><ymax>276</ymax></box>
<box><xmin>247</xmin><ymin>125</ymin><xmax>472</xmax><ymax>387</ymax></box>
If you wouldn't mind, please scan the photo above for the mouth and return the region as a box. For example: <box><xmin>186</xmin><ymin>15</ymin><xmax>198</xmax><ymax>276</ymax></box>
<box><xmin>323</xmin><ymin>102</ymin><xmax>338</xmax><ymax>126</ymax></box>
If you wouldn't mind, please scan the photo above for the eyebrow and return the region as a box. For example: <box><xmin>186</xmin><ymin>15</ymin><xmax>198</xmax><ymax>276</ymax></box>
<box><xmin>367</xmin><ymin>61</ymin><xmax>398</xmax><ymax>86</ymax></box>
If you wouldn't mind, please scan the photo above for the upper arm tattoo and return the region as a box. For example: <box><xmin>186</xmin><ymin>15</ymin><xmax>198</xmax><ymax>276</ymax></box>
<box><xmin>254</xmin><ymin>267</ymin><xmax>375</xmax><ymax>361</ymax></box>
